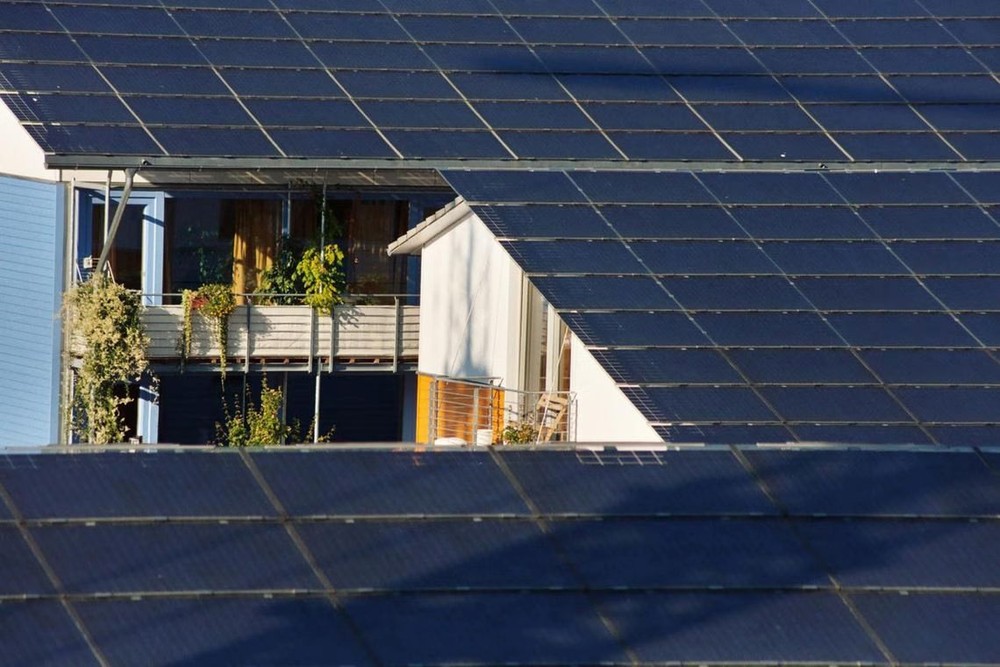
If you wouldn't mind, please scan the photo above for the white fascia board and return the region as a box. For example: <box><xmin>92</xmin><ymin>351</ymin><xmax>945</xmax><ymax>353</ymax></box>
<box><xmin>388</xmin><ymin>196</ymin><xmax>470</xmax><ymax>256</ymax></box>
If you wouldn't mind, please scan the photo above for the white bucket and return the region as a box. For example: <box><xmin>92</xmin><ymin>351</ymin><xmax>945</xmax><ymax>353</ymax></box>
<box><xmin>475</xmin><ymin>429</ymin><xmax>493</xmax><ymax>447</ymax></box>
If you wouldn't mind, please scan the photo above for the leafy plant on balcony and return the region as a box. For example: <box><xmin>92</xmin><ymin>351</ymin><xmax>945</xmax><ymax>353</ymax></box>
<box><xmin>63</xmin><ymin>275</ymin><xmax>149</xmax><ymax>444</ymax></box>
<box><xmin>256</xmin><ymin>235</ymin><xmax>306</xmax><ymax>305</ymax></box>
<box><xmin>296</xmin><ymin>244</ymin><xmax>346</xmax><ymax>314</ymax></box>
<box><xmin>195</xmin><ymin>283</ymin><xmax>236</xmax><ymax>377</ymax></box>
<box><xmin>501</xmin><ymin>420</ymin><xmax>539</xmax><ymax>445</ymax></box>
<box><xmin>217</xmin><ymin>375</ymin><xmax>334</xmax><ymax>446</ymax></box>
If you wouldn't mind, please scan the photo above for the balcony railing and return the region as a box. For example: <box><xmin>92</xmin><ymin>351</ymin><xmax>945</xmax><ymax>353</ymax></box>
<box><xmin>140</xmin><ymin>294</ymin><xmax>419</xmax><ymax>372</ymax></box>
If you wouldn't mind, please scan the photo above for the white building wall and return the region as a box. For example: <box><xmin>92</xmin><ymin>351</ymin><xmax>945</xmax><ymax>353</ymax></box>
<box><xmin>0</xmin><ymin>103</ymin><xmax>51</xmax><ymax>181</ymax></box>
<box><xmin>569</xmin><ymin>334</ymin><xmax>662</xmax><ymax>443</ymax></box>
<box><xmin>418</xmin><ymin>210</ymin><xmax>521</xmax><ymax>386</ymax></box>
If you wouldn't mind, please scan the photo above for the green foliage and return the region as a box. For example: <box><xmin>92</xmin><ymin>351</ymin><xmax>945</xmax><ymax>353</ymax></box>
<box><xmin>195</xmin><ymin>283</ymin><xmax>235</xmax><ymax>376</ymax></box>
<box><xmin>64</xmin><ymin>276</ymin><xmax>149</xmax><ymax>444</ymax></box>
<box><xmin>217</xmin><ymin>376</ymin><xmax>334</xmax><ymax>446</ymax></box>
<box><xmin>178</xmin><ymin>288</ymin><xmax>198</xmax><ymax>366</ymax></box>
<box><xmin>257</xmin><ymin>236</ymin><xmax>306</xmax><ymax>305</ymax></box>
<box><xmin>501</xmin><ymin>420</ymin><xmax>538</xmax><ymax>445</ymax></box>
<box><xmin>296</xmin><ymin>244</ymin><xmax>346</xmax><ymax>314</ymax></box>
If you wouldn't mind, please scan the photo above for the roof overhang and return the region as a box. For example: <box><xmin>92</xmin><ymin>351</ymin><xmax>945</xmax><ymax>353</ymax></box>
<box><xmin>388</xmin><ymin>196</ymin><xmax>471</xmax><ymax>256</ymax></box>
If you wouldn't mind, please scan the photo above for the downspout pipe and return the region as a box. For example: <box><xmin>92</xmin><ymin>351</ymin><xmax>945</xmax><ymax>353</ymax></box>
<box><xmin>95</xmin><ymin>166</ymin><xmax>139</xmax><ymax>276</ymax></box>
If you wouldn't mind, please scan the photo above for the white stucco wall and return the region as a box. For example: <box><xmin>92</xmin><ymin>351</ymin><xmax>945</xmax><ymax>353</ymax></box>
<box><xmin>417</xmin><ymin>210</ymin><xmax>521</xmax><ymax>385</ymax></box>
<box><xmin>569</xmin><ymin>334</ymin><xmax>662</xmax><ymax>443</ymax></box>
<box><xmin>0</xmin><ymin>102</ymin><xmax>51</xmax><ymax>182</ymax></box>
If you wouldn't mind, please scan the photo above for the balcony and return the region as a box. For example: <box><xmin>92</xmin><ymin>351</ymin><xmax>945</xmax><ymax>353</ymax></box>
<box><xmin>141</xmin><ymin>295</ymin><xmax>419</xmax><ymax>373</ymax></box>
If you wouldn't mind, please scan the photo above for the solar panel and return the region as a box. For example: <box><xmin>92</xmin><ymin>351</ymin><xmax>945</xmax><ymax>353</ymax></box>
<box><xmin>0</xmin><ymin>600</ymin><xmax>99</xmax><ymax>667</ymax></box>
<box><xmin>0</xmin><ymin>526</ymin><xmax>54</xmax><ymax>596</ymax></box>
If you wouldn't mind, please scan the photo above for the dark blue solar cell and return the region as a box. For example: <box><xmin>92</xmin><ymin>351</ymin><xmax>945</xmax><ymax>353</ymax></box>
<box><xmin>362</xmin><ymin>100</ymin><xmax>485</xmax><ymax>129</ymax></box>
<box><xmin>251</xmin><ymin>450</ymin><xmax>528</xmax><ymax>516</ymax></box>
<box><xmin>919</xmin><ymin>104</ymin><xmax>1000</xmax><ymax>130</ymax></box>
<box><xmin>25</xmin><ymin>124</ymin><xmax>163</xmax><ymax>156</ymax></box>
<box><xmin>387</xmin><ymin>129</ymin><xmax>511</xmax><ymax>158</ymax></box>
<box><xmin>451</xmin><ymin>72</ymin><xmax>566</xmax><ymax>100</ymax></box>
<box><xmin>474</xmin><ymin>101</ymin><xmax>593</xmax><ymax>130</ymax></box>
<box><xmin>0</xmin><ymin>526</ymin><xmax>53</xmax><ymax>595</ymax></box>
<box><xmin>862</xmin><ymin>46</ymin><xmax>985</xmax><ymax>73</ymax></box>
<box><xmin>423</xmin><ymin>43</ymin><xmax>546</xmax><ymax>72</ymax></box>
<box><xmin>195</xmin><ymin>38</ymin><xmax>316</xmax><ymax>67</ymax></box>
<box><xmin>754</xmin><ymin>47</ymin><xmax>873</xmax><ymax>74</ymax></box>
<box><xmin>780</xmin><ymin>75</ymin><xmax>899</xmax><ymax>102</ymax></box>
<box><xmin>299</xmin><ymin>521</ymin><xmax>571</xmax><ymax>590</ymax></box>
<box><xmin>619</xmin><ymin>18</ymin><xmax>739</xmax><ymax>45</ymax></box>
<box><xmin>561</xmin><ymin>311</ymin><xmax>709</xmax><ymax>346</ymax></box>
<box><xmin>795</xmin><ymin>276</ymin><xmax>938</xmax><ymax>310</ymax></box>
<box><xmin>793</xmin><ymin>424</ymin><xmax>933</xmax><ymax>445</ymax></box>
<box><xmin>763</xmin><ymin>386</ymin><xmax>912</xmax><ymax>423</ymax></box>
<box><xmin>954</xmin><ymin>172</ymin><xmax>1000</xmax><ymax>204</ymax></box>
<box><xmin>0</xmin><ymin>601</ymin><xmax>99</xmax><ymax>667</ymax></box>
<box><xmin>590</xmin><ymin>348</ymin><xmax>742</xmax><ymax>383</ymax></box>
<box><xmin>475</xmin><ymin>204</ymin><xmax>609</xmax><ymax>238</ymax></box>
<box><xmin>380</xmin><ymin>0</ymin><xmax>496</xmax><ymax>11</ymax></box>
<box><xmin>803</xmin><ymin>520</ymin><xmax>1000</xmax><ymax>587</ymax></box>
<box><xmin>102</xmin><ymin>65</ymin><xmax>229</xmax><ymax>95</ymax></box>
<box><xmin>861</xmin><ymin>350</ymin><xmax>1000</xmax><ymax>384</ymax></box>
<box><xmin>806</xmin><ymin>103</ymin><xmax>928</xmax><ymax>131</ymax></box>
<box><xmin>700</xmin><ymin>172</ymin><xmax>839</xmax><ymax>205</ymax></box>
<box><xmin>598</xmin><ymin>0</ymin><xmax>713</xmax><ymax>16</ymax></box>
<box><xmin>601</xmin><ymin>205</ymin><xmax>747</xmax><ymax>239</ymax></box>
<box><xmin>285</xmin><ymin>11</ymin><xmax>408</xmax><ymax>40</ymax></box>
<box><xmin>612</xmin><ymin>131</ymin><xmax>736</xmax><ymax>159</ymax></box>
<box><xmin>705</xmin><ymin>0</ymin><xmax>822</xmax><ymax>17</ymax></box>
<box><xmin>729</xmin><ymin>348</ymin><xmax>877</xmax><ymax>384</ymax></box>
<box><xmin>399</xmin><ymin>15</ymin><xmax>517</xmax><ymax>42</ymax></box>
<box><xmin>571</xmin><ymin>171</ymin><xmax>708</xmax><ymax>204</ymax></box>
<box><xmin>34</xmin><ymin>523</ymin><xmax>313</xmax><ymax>593</ymax></box>
<box><xmin>642</xmin><ymin>46</ymin><xmax>766</xmax><ymax>75</ymax></box>
<box><xmin>536</xmin><ymin>45</ymin><xmax>656</xmax><ymax>74</ymax></box>
<box><xmin>854</xmin><ymin>593</ymin><xmax>1000</xmax><ymax>665</ymax></box>
<box><xmin>840</xmin><ymin>18</ymin><xmax>957</xmax><ymax>45</ymax></box>
<box><xmin>2</xmin><ymin>93</ymin><xmax>134</xmax><ymax>124</ymax></box>
<box><xmin>78</xmin><ymin>598</ymin><xmax>370</xmax><ymax>666</ymax></box>
<box><xmin>270</xmin><ymin>128</ymin><xmax>395</xmax><ymax>157</ymax></box>
<box><xmin>926</xmin><ymin>277</ymin><xmax>1000</xmax><ymax>309</ymax></box>
<box><xmin>78</xmin><ymin>35</ymin><xmax>205</xmax><ymax>65</ymax></box>
<box><xmin>941</xmin><ymin>17</ymin><xmax>1000</xmax><ymax>43</ymax></box>
<box><xmin>0</xmin><ymin>33</ymin><xmax>86</xmax><ymax>62</ymax></box>
<box><xmin>836</xmin><ymin>132</ymin><xmax>959</xmax><ymax>160</ymax></box>
<box><xmin>730</xmin><ymin>206</ymin><xmax>873</xmax><ymax>240</ymax></box>
<box><xmin>932</xmin><ymin>425</ymin><xmax>1000</xmax><ymax>446</ymax></box>
<box><xmin>346</xmin><ymin>593</ymin><xmax>625</xmax><ymax>665</ymax></box>
<box><xmin>728</xmin><ymin>19</ymin><xmax>848</xmax><ymax>46</ymax></box>
<box><xmin>744</xmin><ymin>448</ymin><xmax>1000</xmax><ymax>516</ymax></box>
<box><xmin>602</xmin><ymin>591</ymin><xmax>884</xmax><ymax>664</ymax></box>
<box><xmin>531</xmin><ymin>276</ymin><xmax>676</xmax><ymax>310</ymax></box>
<box><xmin>945</xmin><ymin>132</ymin><xmax>1000</xmax><ymax>160</ymax></box>
<box><xmin>583</xmin><ymin>102</ymin><xmax>705</xmax><ymax>130</ymax></box>
<box><xmin>500</xmin><ymin>130</ymin><xmax>620</xmax><ymax>159</ymax></box>
<box><xmin>811</xmin><ymin>0</ymin><xmax>927</xmax><ymax>17</ymax></box>
<box><xmin>899</xmin><ymin>387</ymin><xmax>1000</xmax><ymax>423</ymax></box>
<box><xmin>891</xmin><ymin>74</ymin><xmax>1000</xmax><ymax>103</ymax></box>
<box><xmin>0</xmin><ymin>3</ymin><xmax>63</xmax><ymax>30</ymax></box>
<box><xmin>892</xmin><ymin>240</ymin><xmax>1000</xmax><ymax>274</ymax></box>
<box><xmin>244</xmin><ymin>99</ymin><xmax>366</xmax><ymax>127</ymax></box>
<box><xmin>862</xmin><ymin>205</ymin><xmax>1000</xmax><ymax>239</ymax></box>
<box><xmin>509</xmin><ymin>16</ymin><xmax>625</xmax><ymax>45</ymax></box>
<box><xmin>925</xmin><ymin>0</ymin><xmax>1000</xmax><ymax>17</ymax></box>
<box><xmin>0</xmin><ymin>63</ymin><xmax>111</xmax><ymax>94</ymax></box>
<box><xmin>0</xmin><ymin>452</ymin><xmax>273</xmax><ymax>519</ymax></box>
<box><xmin>697</xmin><ymin>312</ymin><xmax>842</xmax><ymax>346</ymax></box>
<box><xmin>829</xmin><ymin>312</ymin><xmax>978</xmax><ymax>347</ymax></box>
<box><xmin>128</xmin><ymin>96</ymin><xmax>254</xmax><ymax>126</ymax></box>
<box><xmin>724</xmin><ymin>132</ymin><xmax>846</xmax><ymax>161</ymax></box>
<box><xmin>669</xmin><ymin>75</ymin><xmax>792</xmax><ymax>102</ymax></box>
<box><xmin>493</xmin><ymin>0</ymin><xmax>602</xmax><ymax>14</ymax></box>
<box><xmin>764</xmin><ymin>241</ymin><xmax>907</xmax><ymax>275</ymax></box>
<box><xmin>634</xmin><ymin>240</ymin><xmax>775</xmax><ymax>274</ymax></box>
<box><xmin>554</xmin><ymin>518</ymin><xmax>824</xmax><ymax>587</ymax></box>
<box><xmin>154</xmin><ymin>127</ymin><xmax>279</xmax><ymax>157</ymax></box>
<box><xmin>696</xmin><ymin>103</ymin><xmax>819</xmax><ymax>130</ymax></box>
<box><xmin>338</xmin><ymin>71</ymin><xmax>458</xmax><ymax>99</ymax></box>
<box><xmin>443</xmin><ymin>170</ymin><xmax>584</xmax><ymax>203</ymax></box>
<box><xmin>828</xmin><ymin>172</ymin><xmax>972</xmax><ymax>204</ymax></box>
<box><xmin>313</xmin><ymin>42</ymin><xmax>436</xmax><ymax>70</ymax></box>
<box><xmin>558</xmin><ymin>73</ymin><xmax>680</xmax><ymax>101</ymax></box>
<box><xmin>656</xmin><ymin>423</ymin><xmax>794</xmax><ymax>443</ymax></box>
<box><xmin>664</xmin><ymin>276</ymin><xmax>808</xmax><ymax>309</ymax></box>
<box><xmin>172</xmin><ymin>8</ymin><xmax>295</xmax><ymax>37</ymax></box>
<box><xmin>955</xmin><ymin>313</ymin><xmax>1000</xmax><ymax>346</ymax></box>
<box><xmin>501</xmin><ymin>239</ymin><xmax>641</xmax><ymax>273</ymax></box>
<box><xmin>50</xmin><ymin>5</ymin><xmax>181</xmax><ymax>35</ymax></box>
<box><xmin>219</xmin><ymin>68</ymin><xmax>342</xmax><ymax>97</ymax></box>
<box><xmin>639</xmin><ymin>386</ymin><xmax>778</xmax><ymax>422</ymax></box>
<box><xmin>501</xmin><ymin>449</ymin><xmax>774</xmax><ymax>515</ymax></box>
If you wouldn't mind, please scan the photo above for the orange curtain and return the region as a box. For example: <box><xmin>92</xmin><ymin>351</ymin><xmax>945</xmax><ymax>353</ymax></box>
<box><xmin>232</xmin><ymin>200</ymin><xmax>278</xmax><ymax>302</ymax></box>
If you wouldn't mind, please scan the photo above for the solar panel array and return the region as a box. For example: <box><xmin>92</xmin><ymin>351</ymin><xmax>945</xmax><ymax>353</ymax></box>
<box><xmin>1</xmin><ymin>447</ymin><xmax>999</xmax><ymax>666</ymax></box>
<box><xmin>447</xmin><ymin>169</ymin><xmax>1000</xmax><ymax>445</ymax></box>
<box><xmin>0</xmin><ymin>0</ymin><xmax>999</xmax><ymax>161</ymax></box>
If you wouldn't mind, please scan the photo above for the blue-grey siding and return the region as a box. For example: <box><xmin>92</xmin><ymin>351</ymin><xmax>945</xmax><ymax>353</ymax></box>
<box><xmin>0</xmin><ymin>175</ymin><xmax>64</xmax><ymax>446</ymax></box>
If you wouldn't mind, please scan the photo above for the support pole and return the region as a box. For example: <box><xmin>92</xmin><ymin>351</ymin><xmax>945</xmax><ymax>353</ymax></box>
<box><xmin>313</xmin><ymin>370</ymin><xmax>321</xmax><ymax>443</ymax></box>
<box><xmin>95</xmin><ymin>168</ymin><xmax>138</xmax><ymax>276</ymax></box>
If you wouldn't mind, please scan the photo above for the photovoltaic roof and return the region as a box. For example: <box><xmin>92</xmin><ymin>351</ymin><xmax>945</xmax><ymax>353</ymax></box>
<box><xmin>0</xmin><ymin>0</ymin><xmax>998</xmax><ymax>165</ymax></box>
<box><xmin>1</xmin><ymin>446</ymin><xmax>999</xmax><ymax>665</ymax></box>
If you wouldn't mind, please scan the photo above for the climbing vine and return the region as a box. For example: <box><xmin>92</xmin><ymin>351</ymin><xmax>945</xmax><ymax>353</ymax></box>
<box><xmin>64</xmin><ymin>276</ymin><xmax>149</xmax><ymax>444</ymax></box>
<box><xmin>194</xmin><ymin>283</ymin><xmax>235</xmax><ymax>377</ymax></box>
